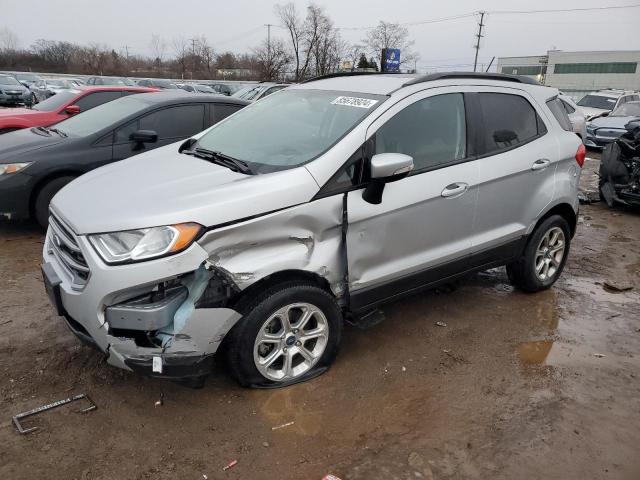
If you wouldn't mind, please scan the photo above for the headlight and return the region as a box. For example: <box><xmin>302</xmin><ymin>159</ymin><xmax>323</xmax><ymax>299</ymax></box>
<box><xmin>0</xmin><ymin>163</ymin><xmax>32</xmax><ymax>175</ymax></box>
<box><xmin>88</xmin><ymin>223</ymin><xmax>202</xmax><ymax>264</ymax></box>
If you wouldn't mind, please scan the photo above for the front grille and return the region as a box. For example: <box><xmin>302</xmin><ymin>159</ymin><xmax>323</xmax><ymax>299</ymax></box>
<box><xmin>48</xmin><ymin>213</ymin><xmax>90</xmax><ymax>289</ymax></box>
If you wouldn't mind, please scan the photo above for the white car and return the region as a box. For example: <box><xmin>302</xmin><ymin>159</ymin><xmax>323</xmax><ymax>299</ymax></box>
<box><xmin>577</xmin><ymin>89</ymin><xmax>640</xmax><ymax>120</ymax></box>
<box><xmin>559</xmin><ymin>94</ymin><xmax>587</xmax><ymax>142</ymax></box>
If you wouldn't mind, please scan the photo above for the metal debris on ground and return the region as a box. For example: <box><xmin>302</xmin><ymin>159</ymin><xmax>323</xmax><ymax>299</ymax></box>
<box><xmin>271</xmin><ymin>421</ymin><xmax>295</xmax><ymax>430</ymax></box>
<box><xmin>12</xmin><ymin>393</ymin><xmax>97</xmax><ymax>434</ymax></box>
<box><xmin>435</xmin><ymin>321</ymin><xmax>447</xmax><ymax>327</ymax></box>
<box><xmin>222</xmin><ymin>460</ymin><xmax>238</xmax><ymax>471</ymax></box>
<box><xmin>602</xmin><ymin>281</ymin><xmax>633</xmax><ymax>293</ymax></box>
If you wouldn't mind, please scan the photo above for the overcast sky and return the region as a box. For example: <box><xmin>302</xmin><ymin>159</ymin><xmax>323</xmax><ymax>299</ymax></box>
<box><xmin>2</xmin><ymin>0</ymin><xmax>639</xmax><ymax>72</ymax></box>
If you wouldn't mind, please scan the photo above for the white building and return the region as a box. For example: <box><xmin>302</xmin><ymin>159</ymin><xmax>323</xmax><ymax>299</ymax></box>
<box><xmin>497</xmin><ymin>50</ymin><xmax>640</xmax><ymax>100</ymax></box>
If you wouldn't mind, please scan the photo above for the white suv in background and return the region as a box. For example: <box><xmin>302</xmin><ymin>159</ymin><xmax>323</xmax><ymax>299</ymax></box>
<box><xmin>577</xmin><ymin>89</ymin><xmax>640</xmax><ymax>120</ymax></box>
<box><xmin>43</xmin><ymin>72</ymin><xmax>584</xmax><ymax>388</ymax></box>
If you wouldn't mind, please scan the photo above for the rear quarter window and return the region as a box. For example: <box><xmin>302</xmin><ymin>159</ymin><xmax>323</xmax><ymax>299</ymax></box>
<box><xmin>546</xmin><ymin>98</ymin><xmax>573</xmax><ymax>132</ymax></box>
<box><xmin>478</xmin><ymin>93</ymin><xmax>547</xmax><ymax>155</ymax></box>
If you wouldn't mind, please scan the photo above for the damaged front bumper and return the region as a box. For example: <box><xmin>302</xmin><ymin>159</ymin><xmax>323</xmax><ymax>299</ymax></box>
<box><xmin>42</xmin><ymin>223</ymin><xmax>242</xmax><ymax>380</ymax></box>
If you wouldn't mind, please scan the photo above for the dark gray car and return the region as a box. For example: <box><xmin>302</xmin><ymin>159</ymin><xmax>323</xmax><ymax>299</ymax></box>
<box><xmin>586</xmin><ymin>101</ymin><xmax>640</xmax><ymax>148</ymax></box>
<box><xmin>0</xmin><ymin>74</ymin><xmax>33</xmax><ymax>106</ymax></box>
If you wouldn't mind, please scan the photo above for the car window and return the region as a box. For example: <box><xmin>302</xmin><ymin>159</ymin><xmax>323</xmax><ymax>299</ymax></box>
<box><xmin>560</xmin><ymin>99</ymin><xmax>575</xmax><ymax>114</ymax></box>
<box><xmin>479</xmin><ymin>93</ymin><xmax>544</xmax><ymax>154</ymax></box>
<box><xmin>577</xmin><ymin>94</ymin><xmax>616</xmax><ymax>109</ymax></box>
<box><xmin>375</xmin><ymin>93</ymin><xmax>466</xmax><ymax>172</ymax></box>
<box><xmin>210</xmin><ymin>103</ymin><xmax>243</xmax><ymax>125</ymax></box>
<box><xmin>75</xmin><ymin>91</ymin><xmax>122</xmax><ymax>112</ymax></box>
<box><xmin>611</xmin><ymin>102</ymin><xmax>640</xmax><ymax>117</ymax></box>
<box><xmin>547</xmin><ymin>98</ymin><xmax>573</xmax><ymax>132</ymax></box>
<box><xmin>114</xmin><ymin>120</ymin><xmax>139</xmax><ymax>144</ymax></box>
<box><xmin>0</xmin><ymin>75</ymin><xmax>20</xmax><ymax>86</ymax></box>
<box><xmin>262</xmin><ymin>86</ymin><xmax>285</xmax><ymax>98</ymax></box>
<box><xmin>139</xmin><ymin>104</ymin><xmax>205</xmax><ymax>139</ymax></box>
<box><xmin>32</xmin><ymin>90</ymin><xmax>81</xmax><ymax>111</ymax></box>
<box><xmin>319</xmin><ymin>148</ymin><xmax>365</xmax><ymax>195</ymax></box>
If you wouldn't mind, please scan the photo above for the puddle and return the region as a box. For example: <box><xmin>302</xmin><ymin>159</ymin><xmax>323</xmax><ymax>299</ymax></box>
<box><xmin>561</xmin><ymin>276</ymin><xmax>637</xmax><ymax>305</ymax></box>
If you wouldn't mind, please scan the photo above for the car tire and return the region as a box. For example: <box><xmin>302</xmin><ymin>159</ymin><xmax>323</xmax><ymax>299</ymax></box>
<box><xmin>506</xmin><ymin>215</ymin><xmax>571</xmax><ymax>293</ymax></box>
<box><xmin>225</xmin><ymin>282</ymin><xmax>343</xmax><ymax>388</ymax></box>
<box><xmin>34</xmin><ymin>176</ymin><xmax>76</xmax><ymax>229</ymax></box>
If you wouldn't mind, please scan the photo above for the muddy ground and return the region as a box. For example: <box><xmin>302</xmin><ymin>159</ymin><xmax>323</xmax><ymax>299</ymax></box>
<box><xmin>1</xmin><ymin>152</ymin><xmax>639</xmax><ymax>480</ymax></box>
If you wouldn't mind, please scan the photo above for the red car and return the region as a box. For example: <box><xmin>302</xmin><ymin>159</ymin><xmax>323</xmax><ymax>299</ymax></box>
<box><xmin>0</xmin><ymin>86</ymin><xmax>157</xmax><ymax>134</ymax></box>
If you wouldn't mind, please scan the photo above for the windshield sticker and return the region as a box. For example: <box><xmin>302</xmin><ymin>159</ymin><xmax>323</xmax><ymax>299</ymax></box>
<box><xmin>331</xmin><ymin>96</ymin><xmax>378</xmax><ymax>109</ymax></box>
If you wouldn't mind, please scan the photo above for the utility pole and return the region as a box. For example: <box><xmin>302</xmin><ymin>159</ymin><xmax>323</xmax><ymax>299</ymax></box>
<box><xmin>473</xmin><ymin>11</ymin><xmax>486</xmax><ymax>73</ymax></box>
<box><xmin>265</xmin><ymin>24</ymin><xmax>273</xmax><ymax>57</ymax></box>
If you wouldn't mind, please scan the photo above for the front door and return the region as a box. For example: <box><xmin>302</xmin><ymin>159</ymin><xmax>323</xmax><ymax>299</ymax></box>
<box><xmin>346</xmin><ymin>89</ymin><xmax>479</xmax><ymax>310</ymax></box>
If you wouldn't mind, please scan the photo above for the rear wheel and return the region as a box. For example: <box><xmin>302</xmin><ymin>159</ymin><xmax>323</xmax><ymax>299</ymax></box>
<box><xmin>33</xmin><ymin>176</ymin><xmax>76</xmax><ymax>229</ymax></box>
<box><xmin>225</xmin><ymin>282</ymin><xmax>343</xmax><ymax>388</ymax></box>
<box><xmin>507</xmin><ymin>215</ymin><xmax>571</xmax><ymax>292</ymax></box>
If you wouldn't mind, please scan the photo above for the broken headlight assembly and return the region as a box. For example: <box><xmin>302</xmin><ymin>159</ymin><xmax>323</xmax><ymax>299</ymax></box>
<box><xmin>88</xmin><ymin>223</ymin><xmax>202</xmax><ymax>264</ymax></box>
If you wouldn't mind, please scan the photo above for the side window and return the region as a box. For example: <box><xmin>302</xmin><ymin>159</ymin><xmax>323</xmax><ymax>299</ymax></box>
<box><xmin>374</xmin><ymin>93</ymin><xmax>467</xmax><ymax>171</ymax></box>
<box><xmin>114</xmin><ymin>120</ymin><xmax>139</xmax><ymax>144</ymax></box>
<box><xmin>75</xmin><ymin>91</ymin><xmax>122</xmax><ymax>112</ymax></box>
<box><xmin>210</xmin><ymin>103</ymin><xmax>242</xmax><ymax>126</ymax></box>
<box><xmin>479</xmin><ymin>93</ymin><xmax>543</xmax><ymax>154</ymax></box>
<box><xmin>546</xmin><ymin>98</ymin><xmax>573</xmax><ymax>132</ymax></box>
<box><xmin>561</xmin><ymin>99</ymin><xmax>575</xmax><ymax>114</ymax></box>
<box><xmin>318</xmin><ymin>148</ymin><xmax>365</xmax><ymax>196</ymax></box>
<box><xmin>139</xmin><ymin>104</ymin><xmax>205</xmax><ymax>139</ymax></box>
<box><xmin>138</xmin><ymin>80</ymin><xmax>149</xmax><ymax>87</ymax></box>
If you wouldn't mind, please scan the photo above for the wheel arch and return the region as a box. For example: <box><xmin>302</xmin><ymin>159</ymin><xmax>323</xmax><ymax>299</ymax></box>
<box><xmin>535</xmin><ymin>202</ymin><xmax>578</xmax><ymax>238</ymax></box>
<box><xmin>29</xmin><ymin>170</ymin><xmax>82</xmax><ymax>218</ymax></box>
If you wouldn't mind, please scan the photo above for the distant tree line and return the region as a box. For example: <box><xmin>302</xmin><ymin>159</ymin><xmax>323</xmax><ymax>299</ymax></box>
<box><xmin>0</xmin><ymin>6</ymin><xmax>417</xmax><ymax>81</ymax></box>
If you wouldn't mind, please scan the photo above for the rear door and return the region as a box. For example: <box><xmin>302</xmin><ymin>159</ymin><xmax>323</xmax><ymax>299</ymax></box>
<box><xmin>345</xmin><ymin>87</ymin><xmax>479</xmax><ymax>308</ymax></box>
<box><xmin>471</xmin><ymin>88</ymin><xmax>557</xmax><ymax>257</ymax></box>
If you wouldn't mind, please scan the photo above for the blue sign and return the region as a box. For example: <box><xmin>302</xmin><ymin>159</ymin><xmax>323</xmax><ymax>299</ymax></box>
<box><xmin>383</xmin><ymin>48</ymin><xmax>401</xmax><ymax>72</ymax></box>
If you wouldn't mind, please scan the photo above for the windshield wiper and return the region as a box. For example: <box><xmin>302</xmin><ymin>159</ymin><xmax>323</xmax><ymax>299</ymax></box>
<box><xmin>32</xmin><ymin>126</ymin><xmax>67</xmax><ymax>138</ymax></box>
<box><xmin>33</xmin><ymin>126</ymin><xmax>52</xmax><ymax>136</ymax></box>
<box><xmin>184</xmin><ymin>147</ymin><xmax>253</xmax><ymax>174</ymax></box>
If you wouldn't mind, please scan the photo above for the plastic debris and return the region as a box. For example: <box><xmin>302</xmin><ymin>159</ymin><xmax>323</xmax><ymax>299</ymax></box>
<box><xmin>222</xmin><ymin>460</ymin><xmax>238</xmax><ymax>471</ymax></box>
<box><xmin>272</xmin><ymin>421</ymin><xmax>295</xmax><ymax>430</ymax></box>
<box><xmin>435</xmin><ymin>321</ymin><xmax>447</xmax><ymax>327</ymax></box>
<box><xmin>322</xmin><ymin>475</ymin><xmax>342</xmax><ymax>480</ymax></box>
<box><xmin>402</xmin><ymin>366</ymin><xmax>407</xmax><ymax>372</ymax></box>
<box><xmin>593</xmin><ymin>353</ymin><xmax>606</xmax><ymax>358</ymax></box>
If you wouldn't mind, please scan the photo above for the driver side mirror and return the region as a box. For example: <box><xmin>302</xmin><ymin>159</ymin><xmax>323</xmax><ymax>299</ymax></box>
<box><xmin>130</xmin><ymin>130</ymin><xmax>158</xmax><ymax>143</ymax></box>
<box><xmin>362</xmin><ymin>153</ymin><xmax>414</xmax><ymax>205</ymax></box>
<box><xmin>64</xmin><ymin>105</ymin><xmax>81</xmax><ymax>115</ymax></box>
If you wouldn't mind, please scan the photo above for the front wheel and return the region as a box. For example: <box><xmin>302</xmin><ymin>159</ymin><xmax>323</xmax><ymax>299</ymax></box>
<box><xmin>225</xmin><ymin>282</ymin><xmax>343</xmax><ymax>388</ymax></box>
<box><xmin>507</xmin><ymin>215</ymin><xmax>571</xmax><ymax>292</ymax></box>
<box><xmin>34</xmin><ymin>176</ymin><xmax>76</xmax><ymax>229</ymax></box>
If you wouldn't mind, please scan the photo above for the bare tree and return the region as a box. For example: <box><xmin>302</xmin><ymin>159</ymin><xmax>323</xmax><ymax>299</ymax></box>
<box><xmin>0</xmin><ymin>27</ymin><xmax>19</xmax><ymax>52</ymax></box>
<box><xmin>276</xmin><ymin>3</ymin><xmax>304</xmax><ymax>80</ymax></box>
<box><xmin>149</xmin><ymin>34</ymin><xmax>166</xmax><ymax>65</ymax></box>
<box><xmin>172</xmin><ymin>36</ymin><xmax>189</xmax><ymax>78</ymax></box>
<box><xmin>253</xmin><ymin>38</ymin><xmax>290</xmax><ymax>81</ymax></box>
<box><xmin>364</xmin><ymin>21</ymin><xmax>416</xmax><ymax>67</ymax></box>
<box><xmin>346</xmin><ymin>43</ymin><xmax>364</xmax><ymax>71</ymax></box>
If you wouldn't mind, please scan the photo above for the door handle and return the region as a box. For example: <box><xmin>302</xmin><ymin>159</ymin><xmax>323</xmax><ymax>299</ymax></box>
<box><xmin>531</xmin><ymin>158</ymin><xmax>551</xmax><ymax>171</ymax></box>
<box><xmin>441</xmin><ymin>182</ymin><xmax>469</xmax><ymax>198</ymax></box>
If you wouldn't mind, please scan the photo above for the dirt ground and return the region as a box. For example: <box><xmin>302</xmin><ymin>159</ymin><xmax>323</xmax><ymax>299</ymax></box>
<box><xmin>1</xmin><ymin>152</ymin><xmax>639</xmax><ymax>480</ymax></box>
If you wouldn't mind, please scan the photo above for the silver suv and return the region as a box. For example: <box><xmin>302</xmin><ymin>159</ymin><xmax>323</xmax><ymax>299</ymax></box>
<box><xmin>42</xmin><ymin>73</ymin><xmax>584</xmax><ymax>388</ymax></box>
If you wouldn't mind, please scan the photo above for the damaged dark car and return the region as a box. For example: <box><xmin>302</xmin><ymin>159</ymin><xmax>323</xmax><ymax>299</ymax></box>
<box><xmin>599</xmin><ymin>119</ymin><xmax>640</xmax><ymax>208</ymax></box>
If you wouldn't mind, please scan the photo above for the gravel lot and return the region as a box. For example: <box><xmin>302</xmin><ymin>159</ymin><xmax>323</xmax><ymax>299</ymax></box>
<box><xmin>1</xmin><ymin>152</ymin><xmax>639</xmax><ymax>480</ymax></box>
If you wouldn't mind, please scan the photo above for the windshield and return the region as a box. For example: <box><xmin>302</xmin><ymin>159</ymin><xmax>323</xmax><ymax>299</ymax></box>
<box><xmin>195</xmin><ymin>85</ymin><xmax>214</xmax><ymax>93</ymax></box>
<box><xmin>611</xmin><ymin>102</ymin><xmax>640</xmax><ymax>117</ymax></box>
<box><xmin>32</xmin><ymin>89</ymin><xmax>81</xmax><ymax>111</ymax></box>
<box><xmin>100</xmin><ymin>77</ymin><xmax>134</xmax><ymax>86</ymax></box>
<box><xmin>16</xmin><ymin>73</ymin><xmax>39</xmax><ymax>82</ymax></box>
<box><xmin>53</xmin><ymin>96</ymin><xmax>148</xmax><ymax>137</ymax></box>
<box><xmin>0</xmin><ymin>75</ymin><xmax>20</xmax><ymax>86</ymax></box>
<box><xmin>154</xmin><ymin>79</ymin><xmax>178</xmax><ymax>89</ymax></box>
<box><xmin>48</xmin><ymin>79</ymin><xmax>70</xmax><ymax>87</ymax></box>
<box><xmin>234</xmin><ymin>85</ymin><xmax>268</xmax><ymax>101</ymax></box>
<box><xmin>578</xmin><ymin>94</ymin><xmax>617</xmax><ymax>110</ymax></box>
<box><xmin>195</xmin><ymin>89</ymin><xmax>385</xmax><ymax>173</ymax></box>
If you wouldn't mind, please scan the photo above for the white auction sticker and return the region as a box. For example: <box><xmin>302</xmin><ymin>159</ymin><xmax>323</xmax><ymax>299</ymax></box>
<box><xmin>331</xmin><ymin>96</ymin><xmax>378</xmax><ymax>109</ymax></box>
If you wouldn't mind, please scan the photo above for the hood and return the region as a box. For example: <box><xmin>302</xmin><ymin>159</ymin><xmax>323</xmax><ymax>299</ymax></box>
<box><xmin>580</xmin><ymin>106</ymin><xmax>609</xmax><ymax>119</ymax></box>
<box><xmin>589</xmin><ymin>115</ymin><xmax>639</xmax><ymax>129</ymax></box>
<box><xmin>51</xmin><ymin>142</ymin><xmax>321</xmax><ymax>235</ymax></box>
<box><xmin>0</xmin><ymin>107</ymin><xmax>44</xmax><ymax>118</ymax></box>
<box><xmin>0</xmin><ymin>84</ymin><xmax>28</xmax><ymax>93</ymax></box>
<box><xmin>0</xmin><ymin>128</ymin><xmax>67</xmax><ymax>162</ymax></box>
<box><xmin>0</xmin><ymin>107</ymin><xmax>54</xmax><ymax>126</ymax></box>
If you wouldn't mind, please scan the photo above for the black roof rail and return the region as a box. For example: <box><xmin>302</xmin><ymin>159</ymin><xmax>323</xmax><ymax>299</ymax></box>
<box><xmin>301</xmin><ymin>71</ymin><xmax>401</xmax><ymax>83</ymax></box>
<box><xmin>403</xmin><ymin>72</ymin><xmax>541</xmax><ymax>87</ymax></box>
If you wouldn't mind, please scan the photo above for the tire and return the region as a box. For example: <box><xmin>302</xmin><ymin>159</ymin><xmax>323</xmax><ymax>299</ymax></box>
<box><xmin>225</xmin><ymin>282</ymin><xmax>343</xmax><ymax>388</ymax></box>
<box><xmin>506</xmin><ymin>215</ymin><xmax>571</xmax><ymax>293</ymax></box>
<box><xmin>34</xmin><ymin>176</ymin><xmax>76</xmax><ymax>229</ymax></box>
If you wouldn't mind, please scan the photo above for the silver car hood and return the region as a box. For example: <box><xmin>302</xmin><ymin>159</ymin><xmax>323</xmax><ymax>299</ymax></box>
<box><xmin>51</xmin><ymin>143</ymin><xmax>320</xmax><ymax>235</ymax></box>
<box><xmin>580</xmin><ymin>106</ymin><xmax>609</xmax><ymax>119</ymax></box>
<box><xmin>589</xmin><ymin>115</ymin><xmax>638</xmax><ymax>129</ymax></box>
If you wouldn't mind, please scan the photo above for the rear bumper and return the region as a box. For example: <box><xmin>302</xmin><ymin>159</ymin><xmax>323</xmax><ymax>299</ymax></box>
<box><xmin>0</xmin><ymin>172</ymin><xmax>32</xmax><ymax>220</ymax></box>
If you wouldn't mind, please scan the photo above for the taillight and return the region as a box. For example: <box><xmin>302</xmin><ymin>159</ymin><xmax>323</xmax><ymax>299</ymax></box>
<box><xmin>575</xmin><ymin>144</ymin><xmax>586</xmax><ymax>168</ymax></box>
